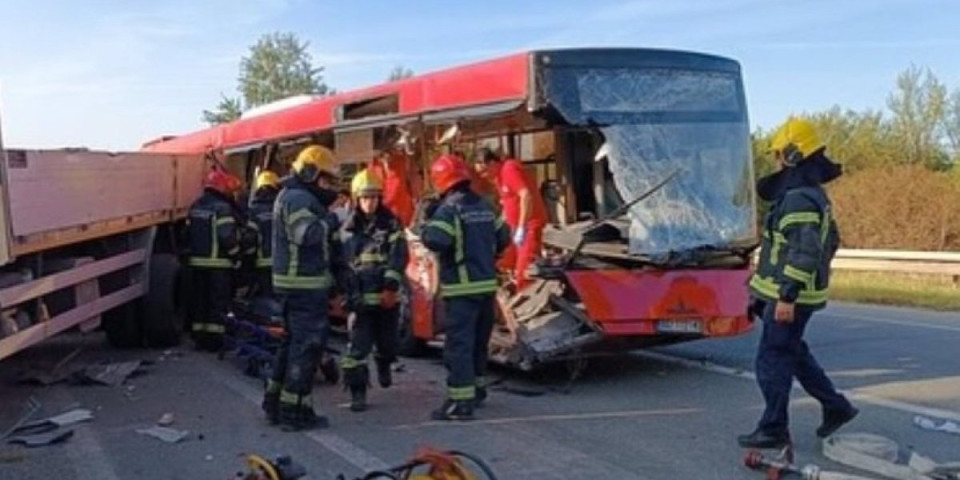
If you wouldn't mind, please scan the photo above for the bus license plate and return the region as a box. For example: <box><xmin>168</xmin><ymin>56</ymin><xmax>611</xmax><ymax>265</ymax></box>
<box><xmin>657</xmin><ymin>320</ymin><xmax>703</xmax><ymax>334</ymax></box>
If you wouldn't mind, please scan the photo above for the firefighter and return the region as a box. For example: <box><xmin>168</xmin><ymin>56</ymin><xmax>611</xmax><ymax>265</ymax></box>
<box><xmin>246</xmin><ymin>171</ymin><xmax>281</xmax><ymax>317</ymax></box>
<box><xmin>261</xmin><ymin>145</ymin><xmax>342</xmax><ymax>431</ymax></box>
<box><xmin>339</xmin><ymin>169</ymin><xmax>408</xmax><ymax>412</ymax></box>
<box><xmin>420</xmin><ymin>154</ymin><xmax>510</xmax><ymax>420</ymax></box>
<box><xmin>186</xmin><ymin>167</ymin><xmax>244</xmax><ymax>352</ymax></box>
<box><xmin>369</xmin><ymin>149</ymin><xmax>417</xmax><ymax>227</ymax></box>
<box><xmin>738</xmin><ymin>118</ymin><xmax>858</xmax><ymax>449</ymax></box>
<box><xmin>473</xmin><ymin>148</ymin><xmax>548</xmax><ymax>291</ymax></box>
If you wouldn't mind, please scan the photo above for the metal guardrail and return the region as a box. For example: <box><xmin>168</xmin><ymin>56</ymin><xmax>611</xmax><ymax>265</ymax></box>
<box><xmin>832</xmin><ymin>249</ymin><xmax>960</xmax><ymax>276</ymax></box>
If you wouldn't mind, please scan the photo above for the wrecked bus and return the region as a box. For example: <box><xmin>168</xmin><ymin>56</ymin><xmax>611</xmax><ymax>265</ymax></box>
<box><xmin>142</xmin><ymin>48</ymin><xmax>758</xmax><ymax>370</ymax></box>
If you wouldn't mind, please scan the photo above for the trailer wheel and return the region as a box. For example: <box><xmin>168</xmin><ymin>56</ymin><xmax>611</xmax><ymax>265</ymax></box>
<box><xmin>103</xmin><ymin>303</ymin><xmax>143</xmax><ymax>349</ymax></box>
<box><xmin>140</xmin><ymin>253</ymin><xmax>184</xmax><ymax>348</ymax></box>
<box><xmin>396</xmin><ymin>290</ymin><xmax>426</xmax><ymax>357</ymax></box>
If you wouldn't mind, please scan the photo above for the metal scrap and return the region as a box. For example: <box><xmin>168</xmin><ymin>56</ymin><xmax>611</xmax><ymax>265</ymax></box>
<box><xmin>79</xmin><ymin>360</ymin><xmax>143</xmax><ymax>386</ymax></box>
<box><xmin>7</xmin><ymin>429</ymin><xmax>74</xmax><ymax>448</ymax></box>
<box><xmin>12</xmin><ymin>409</ymin><xmax>93</xmax><ymax>436</ymax></box>
<box><xmin>136</xmin><ymin>426</ymin><xmax>189</xmax><ymax>443</ymax></box>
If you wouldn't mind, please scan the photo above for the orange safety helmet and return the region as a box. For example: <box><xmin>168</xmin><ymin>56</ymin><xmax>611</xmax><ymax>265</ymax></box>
<box><xmin>429</xmin><ymin>154</ymin><xmax>470</xmax><ymax>195</ymax></box>
<box><xmin>204</xmin><ymin>167</ymin><xmax>242</xmax><ymax>195</ymax></box>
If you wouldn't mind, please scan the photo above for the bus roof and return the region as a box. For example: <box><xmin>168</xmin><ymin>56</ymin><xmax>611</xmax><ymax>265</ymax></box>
<box><xmin>142</xmin><ymin>52</ymin><xmax>531</xmax><ymax>154</ymax></box>
<box><xmin>141</xmin><ymin>47</ymin><xmax>740</xmax><ymax>154</ymax></box>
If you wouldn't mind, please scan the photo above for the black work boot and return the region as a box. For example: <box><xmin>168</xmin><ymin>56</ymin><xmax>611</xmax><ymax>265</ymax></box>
<box><xmin>737</xmin><ymin>430</ymin><xmax>791</xmax><ymax>449</ymax></box>
<box><xmin>278</xmin><ymin>396</ymin><xmax>329</xmax><ymax>432</ymax></box>
<box><xmin>817</xmin><ymin>407</ymin><xmax>859</xmax><ymax>438</ymax></box>
<box><xmin>430</xmin><ymin>399</ymin><xmax>474</xmax><ymax>421</ymax></box>
<box><xmin>474</xmin><ymin>386</ymin><xmax>487</xmax><ymax>409</ymax></box>
<box><xmin>375</xmin><ymin>358</ymin><xmax>393</xmax><ymax>388</ymax></box>
<box><xmin>261</xmin><ymin>392</ymin><xmax>280</xmax><ymax>424</ymax></box>
<box><xmin>349</xmin><ymin>384</ymin><xmax>367</xmax><ymax>412</ymax></box>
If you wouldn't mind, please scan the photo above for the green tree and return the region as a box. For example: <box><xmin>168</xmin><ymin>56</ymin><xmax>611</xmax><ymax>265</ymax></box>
<box><xmin>943</xmin><ymin>90</ymin><xmax>960</xmax><ymax>161</ymax></box>
<box><xmin>202</xmin><ymin>32</ymin><xmax>331</xmax><ymax>125</ymax></box>
<box><xmin>387</xmin><ymin>65</ymin><xmax>414</xmax><ymax>82</ymax></box>
<box><xmin>201</xmin><ymin>94</ymin><xmax>243</xmax><ymax>125</ymax></box>
<box><xmin>239</xmin><ymin>32</ymin><xmax>329</xmax><ymax>107</ymax></box>
<box><xmin>886</xmin><ymin>66</ymin><xmax>947</xmax><ymax>167</ymax></box>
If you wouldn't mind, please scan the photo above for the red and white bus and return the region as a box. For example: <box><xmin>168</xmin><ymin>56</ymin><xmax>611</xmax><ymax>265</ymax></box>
<box><xmin>144</xmin><ymin>48</ymin><xmax>758</xmax><ymax>370</ymax></box>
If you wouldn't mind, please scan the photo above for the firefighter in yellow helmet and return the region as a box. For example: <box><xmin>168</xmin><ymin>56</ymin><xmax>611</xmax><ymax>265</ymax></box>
<box><xmin>261</xmin><ymin>145</ymin><xmax>344</xmax><ymax>431</ymax></box>
<box><xmin>739</xmin><ymin>117</ymin><xmax>857</xmax><ymax>449</ymax></box>
<box><xmin>244</xmin><ymin>170</ymin><xmax>281</xmax><ymax>315</ymax></box>
<box><xmin>339</xmin><ymin>168</ymin><xmax>408</xmax><ymax>412</ymax></box>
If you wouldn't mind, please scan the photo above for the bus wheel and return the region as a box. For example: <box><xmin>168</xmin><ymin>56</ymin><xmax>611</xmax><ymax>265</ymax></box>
<box><xmin>140</xmin><ymin>254</ymin><xmax>184</xmax><ymax>348</ymax></box>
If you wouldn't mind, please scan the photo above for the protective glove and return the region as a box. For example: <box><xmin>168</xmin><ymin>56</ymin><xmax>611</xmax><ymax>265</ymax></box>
<box><xmin>513</xmin><ymin>226</ymin><xmax>526</xmax><ymax>246</ymax></box>
<box><xmin>380</xmin><ymin>289</ymin><xmax>399</xmax><ymax>310</ymax></box>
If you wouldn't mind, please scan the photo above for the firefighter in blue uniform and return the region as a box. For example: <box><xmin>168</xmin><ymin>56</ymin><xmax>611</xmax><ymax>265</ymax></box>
<box><xmin>738</xmin><ymin>118</ymin><xmax>858</xmax><ymax>449</ymax></box>
<box><xmin>186</xmin><ymin>167</ymin><xmax>244</xmax><ymax>352</ymax></box>
<box><xmin>246</xmin><ymin>171</ymin><xmax>281</xmax><ymax>311</ymax></box>
<box><xmin>340</xmin><ymin>169</ymin><xmax>409</xmax><ymax>412</ymax></box>
<box><xmin>261</xmin><ymin>145</ymin><xmax>342</xmax><ymax>431</ymax></box>
<box><xmin>420</xmin><ymin>154</ymin><xmax>510</xmax><ymax>421</ymax></box>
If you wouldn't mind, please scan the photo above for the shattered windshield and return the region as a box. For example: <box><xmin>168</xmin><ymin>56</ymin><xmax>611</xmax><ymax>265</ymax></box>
<box><xmin>601</xmin><ymin>123</ymin><xmax>756</xmax><ymax>258</ymax></box>
<box><xmin>544</xmin><ymin>66</ymin><xmax>756</xmax><ymax>258</ymax></box>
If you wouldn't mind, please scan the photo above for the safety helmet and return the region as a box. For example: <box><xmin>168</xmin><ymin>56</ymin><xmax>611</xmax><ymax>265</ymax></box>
<box><xmin>204</xmin><ymin>167</ymin><xmax>242</xmax><ymax>195</ymax></box>
<box><xmin>350</xmin><ymin>169</ymin><xmax>384</xmax><ymax>197</ymax></box>
<box><xmin>769</xmin><ymin>117</ymin><xmax>825</xmax><ymax>166</ymax></box>
<box><xmin>430</xmin><ymin>154</ymin><xmax>470</xmax><ymax>194</ymax></box>
<box><xmin>254</xmin><ymin>170</ymin><xmax>280</xmax><ymax>192</ymax></box>
<box><xmin>291</xmin><ymin>145</ymin><xmax>337</xmax><ymax>183</ymax></box>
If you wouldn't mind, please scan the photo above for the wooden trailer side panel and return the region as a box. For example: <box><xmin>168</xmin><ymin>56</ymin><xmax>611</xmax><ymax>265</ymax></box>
<box><xmin>6</xmin><ymin>150</ymin><xmax>178</xmax><ymax>237</ymax></box>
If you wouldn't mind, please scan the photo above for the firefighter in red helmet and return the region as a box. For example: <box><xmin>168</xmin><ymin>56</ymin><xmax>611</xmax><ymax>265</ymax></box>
<box><xmin>420</xmin><ymin>154</ymin><xmax>510</xmax><ymax>420</ymax></box>
<box><xmin>186</xmin><ymin>167</ymin><xmax>244</xmax><ymax>351</ymax></box>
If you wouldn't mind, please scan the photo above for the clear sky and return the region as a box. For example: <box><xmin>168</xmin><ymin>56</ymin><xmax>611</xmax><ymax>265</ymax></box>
<box><xmin>1</xmin><ymin>0</ymin><xmax>958</xmax><ymax>150</ymax></box>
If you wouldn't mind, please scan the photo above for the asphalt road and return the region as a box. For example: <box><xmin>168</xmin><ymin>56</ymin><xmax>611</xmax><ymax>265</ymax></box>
<box><xmin>1</xmin><ymin>302</ymin><xmax>958</xmax><ymax>480</ymax></box>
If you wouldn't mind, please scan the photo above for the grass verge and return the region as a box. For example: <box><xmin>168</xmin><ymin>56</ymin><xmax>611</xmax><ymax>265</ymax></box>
<box><xmin>829</xmin><ymin>270</ymin><xmax>960</xmax><ymax>311</ymax></box>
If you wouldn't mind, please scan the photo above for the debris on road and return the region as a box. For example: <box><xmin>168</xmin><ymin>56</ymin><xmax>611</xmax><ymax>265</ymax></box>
<box><xmin>7</xmin><ymin>429</ymin><xmax>74</xmax><ymax>448</ymax></box>
<box><xmin>157</xmin><ymin>413</ymin><xmax>175</xmax><ymax>426</ymax></box>
<box><xmin>79</xmin><ymin>360</ymin><xmax>144</xmax><ymax>386</ymax></box>
<box><xmin>11</xmin><ymin>408</ymin><xmax>93</xmax><ymax>436</ymax></box>
<box><xmin>1</xmin><ymin>396</ymin><xmax>41</xmax><ymax>440</ymax></box>
<box><xmin>136</xmin><ymin>426</ymin><xmax>190</xmax><ymax>444</ymax></box>
<box><xmin>914</xmin><ymin>415</ymin><xmax>960</xmax><ymax>437</ymax></box>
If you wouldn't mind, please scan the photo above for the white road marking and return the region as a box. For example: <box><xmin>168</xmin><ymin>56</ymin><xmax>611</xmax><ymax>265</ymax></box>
<box><xmin>201</xmin><ymin>357</ymin><xmax>391</xmax><ymax>472</ymax></box>
<box><xmin>825</xmin><ymin>312</ymin><xmax>960</xmax><ymax>333</ymax></box>
<box><xmin>635</xmin><ymin>350</ymin><xmax>960</xmax><ymax>423</ymax></box>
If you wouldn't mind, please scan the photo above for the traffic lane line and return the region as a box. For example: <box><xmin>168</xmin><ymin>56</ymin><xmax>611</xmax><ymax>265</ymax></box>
<box><xmin>199</xmin><ymin>355</ymin><xmax>391</xmax><ymax>473</ymax></box>
<box><xmin>391</xmin><ymin>407</ymin><xmax>703</xmax><ymax>430</ymax></box>
<box><xmin>634</xmin><ymin>350</ymin><xmax>960</xmax><ymax>423</ymax></box>
<box><xmin>823</xmin><ymin>311</ymin><xmax>960</xmax><ymax>334</ymax></box>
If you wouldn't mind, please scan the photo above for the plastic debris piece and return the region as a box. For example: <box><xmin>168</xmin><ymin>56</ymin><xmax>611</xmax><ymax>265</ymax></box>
<box><xmin>157</xmin><ymin>413</ymin><xmax>175</xmax><ymax>426</ymax></box>
<box><xmin>914</xmin><ymin>415</ymin><xmax>960</xmax><ymax>437</ymax></box>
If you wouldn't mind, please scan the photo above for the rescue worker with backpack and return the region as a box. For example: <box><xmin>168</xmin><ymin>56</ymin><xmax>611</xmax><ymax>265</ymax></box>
<box><xmin>186</xmin><ymin>166</ymin><xmax>245</xmax><ymax>352</ymax></box>
<box><xmin>245</xmin><ymin>170</ymin><xmax>282</xmax><ymax>320</ymax></box>
<box><xmin>738</xmin><ymin>117</ymin><xmax>858</xmax><ymax>449</ymax></box>
<box><xmin>339</xmin><ymin>169</ymin><xmax>408</xmax><ymax>412</ymax></box>
<box><xmin>420</xmin><ymin>154</ymin><xmax>510</xmax><ymax>421</ymax></box>
<box><xmin>261</xmin><ymin>145</ymin><xmax>343</xmax><ymax>431</ymax></box>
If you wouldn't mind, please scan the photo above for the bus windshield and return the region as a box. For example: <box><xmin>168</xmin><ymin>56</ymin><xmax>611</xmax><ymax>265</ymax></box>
<box><xmin>545</xmin><ymin>65</ymin><xmax>756</xmax><ymax>259</ymax></box>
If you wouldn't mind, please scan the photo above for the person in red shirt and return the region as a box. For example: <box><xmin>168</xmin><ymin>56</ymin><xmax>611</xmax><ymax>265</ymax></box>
<box><xmin>369</xmin><ymin>149</ymin><xmax>417</xmax><ymax>227</ymax></box>
<box><xmin>474</xmin><ymin>148</ymin><xmax>548</xmax><ymax>290</ymax></box>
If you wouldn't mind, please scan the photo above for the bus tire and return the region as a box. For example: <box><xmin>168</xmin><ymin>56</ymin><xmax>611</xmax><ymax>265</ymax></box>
<box><xmin>140</xmin><ymin>253</ymin><xmax>184</xmax><ymax>348</ymax></box>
